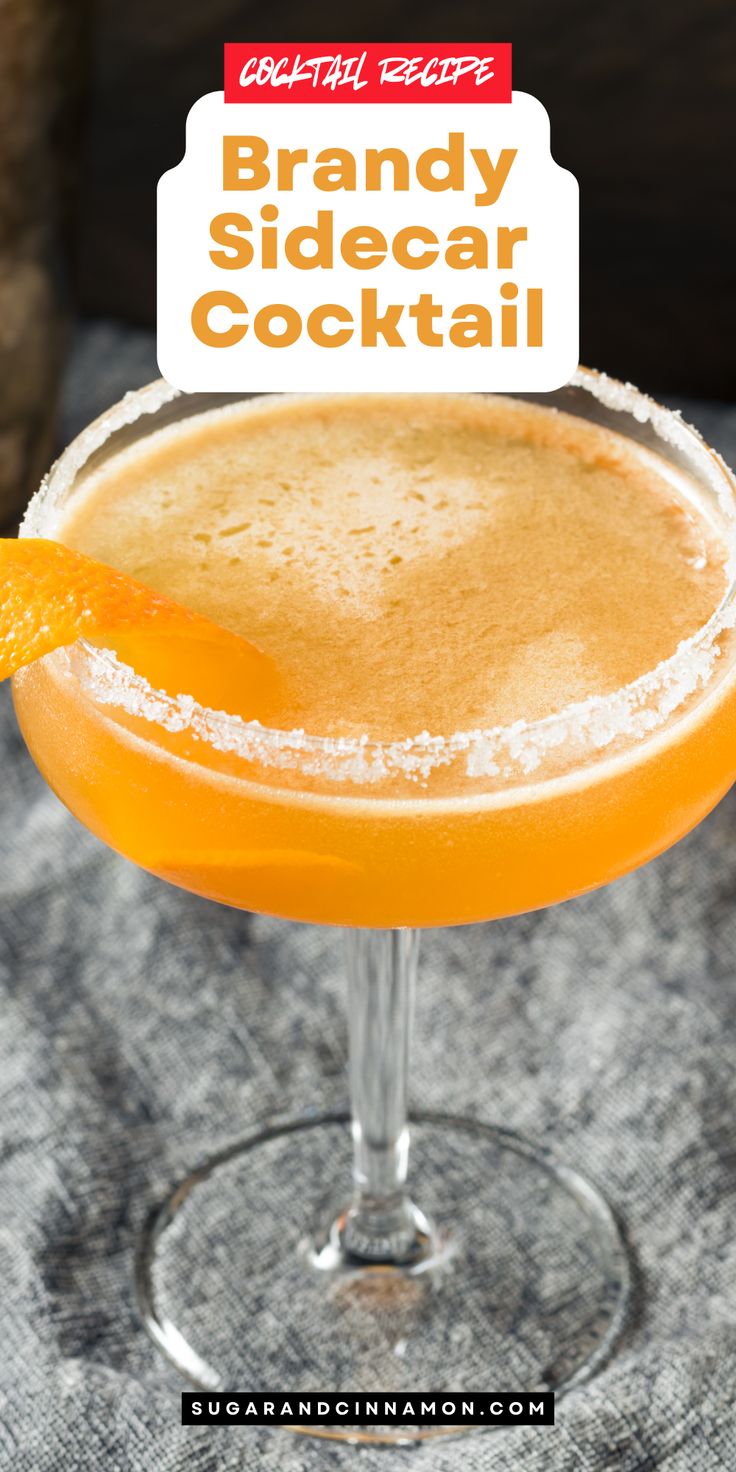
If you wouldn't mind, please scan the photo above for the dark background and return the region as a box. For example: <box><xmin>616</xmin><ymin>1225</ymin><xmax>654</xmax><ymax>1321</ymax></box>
<box><xmin>73</xmin><ymin>1</ymin><xmax>735</xmax><ymax>397</ymax></box>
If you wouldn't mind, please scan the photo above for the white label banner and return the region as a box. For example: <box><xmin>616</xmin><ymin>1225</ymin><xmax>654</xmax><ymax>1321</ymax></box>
<box><xmin>157</xmin><ymin>90</ymin><xmax>578</xmax><ymax>392</ymax></box>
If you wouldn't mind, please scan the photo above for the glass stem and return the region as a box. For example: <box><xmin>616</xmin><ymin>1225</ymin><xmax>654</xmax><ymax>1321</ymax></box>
<box><xmin>342</xmin><ymin>928</ymin><xmax>429</xmax><ymax>1264</ymax></box>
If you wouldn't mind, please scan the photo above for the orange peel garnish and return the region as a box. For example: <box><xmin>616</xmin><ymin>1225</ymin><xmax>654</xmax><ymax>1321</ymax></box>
<box><xmin>0</xmin><ymin>537</ymin><xmax>278</xmax><ymax>717</ymax></box>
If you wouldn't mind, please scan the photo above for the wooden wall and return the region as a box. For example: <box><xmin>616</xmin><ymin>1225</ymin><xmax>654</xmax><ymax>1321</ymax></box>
<box><xmin>73</xmin><ymin>1</ymin><xmax>735</xmax><ymax>396</ymax></box>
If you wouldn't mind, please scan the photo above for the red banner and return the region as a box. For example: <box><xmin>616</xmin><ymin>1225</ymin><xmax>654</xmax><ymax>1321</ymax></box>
<box><xmin>224</xmin><ymin>44</ymin><xmax>512</xmax><ymax>104</ymax></box>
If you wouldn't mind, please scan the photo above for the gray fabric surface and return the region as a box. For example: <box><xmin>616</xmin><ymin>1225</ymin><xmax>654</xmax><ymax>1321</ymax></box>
<box><xmin>2</xmin><ymin>327</ymin><xmax>736</xmax><ymax>1468</ymax></box>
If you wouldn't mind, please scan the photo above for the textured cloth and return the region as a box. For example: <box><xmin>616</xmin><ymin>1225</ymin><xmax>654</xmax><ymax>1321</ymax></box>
<box><xmin>1</xmin><ymin>326</ymin><xmax>736</xmax><ymax>1469</ymax></box>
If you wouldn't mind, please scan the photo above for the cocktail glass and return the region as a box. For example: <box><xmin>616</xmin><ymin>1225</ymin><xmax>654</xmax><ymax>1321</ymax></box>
<box><xmin>12</xmin><ymin>372</ymin><xmax>736</xmax><ymax>1442</ymax></box>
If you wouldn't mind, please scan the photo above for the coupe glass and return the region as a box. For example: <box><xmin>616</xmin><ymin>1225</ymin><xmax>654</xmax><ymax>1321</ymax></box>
<box><xmin>12</xmin><ymin>373</ymin><xmax>736</xmax><ymax>1442</ymax></box>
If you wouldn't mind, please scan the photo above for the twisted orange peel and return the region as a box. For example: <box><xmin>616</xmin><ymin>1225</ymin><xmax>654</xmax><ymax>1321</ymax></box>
<box><xmin>0</xmin><ymin>537</ymin><xmax>277</xmax><ymax>716</ymax></box>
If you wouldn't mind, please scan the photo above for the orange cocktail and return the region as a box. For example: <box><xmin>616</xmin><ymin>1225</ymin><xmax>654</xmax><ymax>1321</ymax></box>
<box><xmin>12</xmin><ymin>376</ymin><xmax>736</xmax><ymax>927</ymax></box>
<box><xmin>9</xmin><ymin>370</ymin><xmax>736</xmax><ymax>1422</ymax></box>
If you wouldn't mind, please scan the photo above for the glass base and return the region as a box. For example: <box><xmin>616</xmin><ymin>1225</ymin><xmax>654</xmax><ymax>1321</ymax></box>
<box><xmin>136</xmin><ymin>1113</ymin><xmax>630</xmax><ymax>1444</ymax></box>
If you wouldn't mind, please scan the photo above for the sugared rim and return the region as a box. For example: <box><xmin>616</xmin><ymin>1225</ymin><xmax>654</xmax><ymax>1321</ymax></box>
<box><xmin>21</xmin><ymin>371</ymin><xmax>736</xmax><ymax>789</ymax></box>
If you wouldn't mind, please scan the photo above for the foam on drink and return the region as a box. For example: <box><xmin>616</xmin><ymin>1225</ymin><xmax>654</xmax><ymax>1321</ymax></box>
<box><xmin>58</xmin><ymin>393</ymin><xmax>727</xmax><ymax>745</ymax></box>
